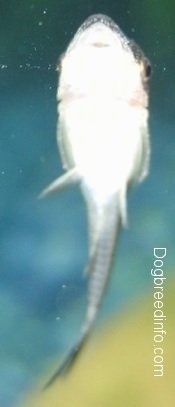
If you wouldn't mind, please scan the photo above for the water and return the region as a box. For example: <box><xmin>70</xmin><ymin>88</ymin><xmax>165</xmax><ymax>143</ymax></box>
<box><xmin>0</xmin><ymin>1</ymin><xmax>174</xmax><ymax>406</ymax></box>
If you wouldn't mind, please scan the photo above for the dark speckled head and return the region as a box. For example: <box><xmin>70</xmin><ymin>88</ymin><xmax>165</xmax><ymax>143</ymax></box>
<box><xmin>67</xmin><ymin>14</ymin><xmax>130</xmax><ymax>53</ymax></box>
<box><xmin>77</xmin><ymin>14</ymin><xmax>125</xmax><ymax>38</ymax></box>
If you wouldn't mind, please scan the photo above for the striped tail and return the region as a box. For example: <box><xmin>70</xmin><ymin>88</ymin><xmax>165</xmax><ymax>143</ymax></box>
<box><xmin>44</xmin><ymin>192</ymin><xmax>122</xmax><ymax>389</ymax></box>
<box><xmin>82</xmin><ymin>192</ymin><xmax>122</xmax><ymax>338</ymax></box>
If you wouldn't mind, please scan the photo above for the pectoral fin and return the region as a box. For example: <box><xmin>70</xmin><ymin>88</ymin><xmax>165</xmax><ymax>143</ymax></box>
<box><xmin>39</xmin><ymin>168</ymin><xmax>80</xmax><ymax>198</ymax></box>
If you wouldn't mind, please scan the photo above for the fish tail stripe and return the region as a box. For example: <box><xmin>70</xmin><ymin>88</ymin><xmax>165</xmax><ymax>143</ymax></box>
<box><xmin>84</xmin><ymin>198</ymin><xmax>121</xmax><ymax>333</ymax></box>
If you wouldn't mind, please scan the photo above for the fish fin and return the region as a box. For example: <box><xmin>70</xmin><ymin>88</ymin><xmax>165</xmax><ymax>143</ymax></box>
<box><xmin>43</xmin><ymin>333</ymin><xmax>87</xmax><ymax>389</ymax></box>
<box><xmin>39</xmin><ymin>168</ymin><xmax>79</xmax><ymax>198</ymax></box>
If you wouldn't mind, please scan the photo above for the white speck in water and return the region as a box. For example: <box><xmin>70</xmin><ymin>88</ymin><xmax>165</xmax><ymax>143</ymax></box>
<box><xmin>56</xmin><ymin>316</ymin><xmax>61</xmax><ymax>321</ymax></box>
<box><xmin>62</xmin><ymin>284</ymin><xmax>67</xmax><ymax>289</ymax></box>
<box><xmin>0</xmin><ymin>64</ymin><xmax>8</xmax><ymax>69</ymax></box>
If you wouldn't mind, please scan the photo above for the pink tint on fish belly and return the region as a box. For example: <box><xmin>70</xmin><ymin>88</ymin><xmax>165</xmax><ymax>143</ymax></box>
<box><xmin>59</xmin><ymin>38</ymin><xmax>148</xmax><ymax>109</ymax></box>
<box><xmin>60</xmin><ymin>92</ymin><xmax>148</xmax><ymax>109</ymax></box>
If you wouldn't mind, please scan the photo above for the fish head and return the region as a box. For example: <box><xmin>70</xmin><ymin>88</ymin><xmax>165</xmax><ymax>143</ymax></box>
<box><xmin>58</xmin><ymin>14</ymin><xmax>151</xmax><ymax>109</ymax></box>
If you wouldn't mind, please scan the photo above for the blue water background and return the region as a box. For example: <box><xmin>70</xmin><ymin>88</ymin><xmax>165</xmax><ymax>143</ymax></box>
<box><xmin>0</xmin><ymin>1</ymin><xmax>174</xmax><ymax>406</ymax></box>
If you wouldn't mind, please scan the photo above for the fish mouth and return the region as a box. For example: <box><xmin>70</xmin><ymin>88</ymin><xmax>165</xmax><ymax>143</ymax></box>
<box><xmin>91</xmin><ymin>42</ymin><xmax>110</xmax><ymax>47</ymax></box>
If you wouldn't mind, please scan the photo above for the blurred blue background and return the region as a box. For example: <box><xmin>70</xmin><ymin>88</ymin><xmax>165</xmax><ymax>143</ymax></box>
<box><xmin>0</xmin><ymin>1</ymin><xmax>174</xmax><ymax>406</ymax></box>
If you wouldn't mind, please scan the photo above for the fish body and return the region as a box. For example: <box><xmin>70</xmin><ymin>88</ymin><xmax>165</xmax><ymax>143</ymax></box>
<box><xmin>41</xmin><ymin>14</ymin><xmax>151</xmax><ymax>386</ymax></box>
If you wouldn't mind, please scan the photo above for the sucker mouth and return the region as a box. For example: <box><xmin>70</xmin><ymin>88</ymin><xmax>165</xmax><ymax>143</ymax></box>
<box><xmin>91</xmin><ymin>41</ymin><xmax>110</xmax><ymax>47</ymax></box>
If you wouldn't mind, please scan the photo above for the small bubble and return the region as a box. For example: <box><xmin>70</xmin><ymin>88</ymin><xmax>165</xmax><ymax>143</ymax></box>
<box><xmin>1</xmin><ymin>64</ymin><xmax>8</xmax><ymax>69</ymax></box>
<box><xmin>56</xmin><ymin>316</ymin><xmax>61</xmax><ymax>321</ymax></box>
<box><xmin>1</xmin><ymin>171</ymin><xmax>5</xmax><ymax>175</ymax></box>
<box><xmin>38</xmin><ymin>21</ymin><xmax>43</xmax><ymax>26</ymax></box>
<box><xmin>62</xmin><ymin>284</ymin><xmax>67</xmax><ymax>289</ymax></box>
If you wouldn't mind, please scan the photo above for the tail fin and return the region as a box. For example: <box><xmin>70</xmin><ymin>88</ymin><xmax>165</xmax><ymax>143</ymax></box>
<box><xmin>43</xmin><ymin>193</ymin><xmax>122</xmax><ymax>389</ymax></box>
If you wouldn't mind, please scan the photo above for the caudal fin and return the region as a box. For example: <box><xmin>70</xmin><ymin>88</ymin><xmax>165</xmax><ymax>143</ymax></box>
<box><xmin>43</xmin><ymin>331</ymin><xmax>88</xmax><ymax>389</ymax></box>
